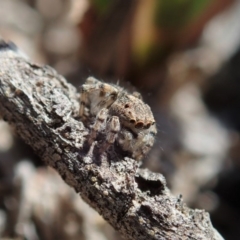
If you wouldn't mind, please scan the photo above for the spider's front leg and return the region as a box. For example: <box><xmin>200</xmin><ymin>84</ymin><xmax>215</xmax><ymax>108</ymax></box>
<box><xmin>83</xmin><ymin>108</ymin><xmax>109</xmax><ymax>164</ymax></box>
<box><xmin>88</xmin><ymin>108</ymin><xmax>108</xmax><ymax>145</ymax></box>
<box><xmin>79</xmin><ymin>77</ymin><xmax>102</xmax><ymax>118</ymax></box>
<box><xmin>100</xmin><ymin>116</ymin><xmax>120</xmax><ymax>153</ymax></box>
<box><xmin>79</xmin><ymin>77</ymin><xmax>119</xmax><ymax>119</ymax></box>
<box><xmin>87</xmin><ymin>108</ymin><xmax>120</xmax><ymax>154</ymax></box>
<box><xmin>79</xmin><ymin>83</ymin><xmax>92</xmax><ymax>118</ymax></box>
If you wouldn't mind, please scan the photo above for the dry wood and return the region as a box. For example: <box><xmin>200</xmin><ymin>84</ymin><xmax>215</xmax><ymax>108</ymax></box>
<box><xmin>0</xmin><ymin>42</ymin><xmax>224</xmax><ymax>240</ymax></box>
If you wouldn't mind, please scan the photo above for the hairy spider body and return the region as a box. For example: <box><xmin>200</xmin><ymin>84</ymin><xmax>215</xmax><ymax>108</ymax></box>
<box><xmin>79</xmin><ymin>77</ymin><xmax>157</xmax><ymax>160</ymax></box>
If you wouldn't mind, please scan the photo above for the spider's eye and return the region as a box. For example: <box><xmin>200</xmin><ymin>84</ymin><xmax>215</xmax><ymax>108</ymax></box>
<box><xmin>125</xmin><ymin>104</ymin><xmax>129</xmax><ymax>108</ymax></box>
<box><xmin>130</xmin><ymin>119</ymin><xmax>136</xmax><ymax>124</ymax></box>
<box><xmin>135</xmin><ymin>122</ymin><xmax>144</xmax><ymax>129</ymax></box>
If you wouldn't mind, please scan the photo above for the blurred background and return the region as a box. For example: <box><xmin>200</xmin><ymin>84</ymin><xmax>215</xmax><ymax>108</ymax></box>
<box><xmin>0</xmin><ymin>0</ymin><xmax>240</xmax><ymax>239</ymax></box>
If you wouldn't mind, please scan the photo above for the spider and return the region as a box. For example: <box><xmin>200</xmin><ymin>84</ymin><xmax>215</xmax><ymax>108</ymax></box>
<box><xmin>79</xmin><ymin>77</ymin><xmax>157</xmax><ymax>161</ymax></box>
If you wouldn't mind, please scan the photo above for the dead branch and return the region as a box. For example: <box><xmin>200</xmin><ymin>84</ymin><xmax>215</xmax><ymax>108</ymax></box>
<box><xmin>0</xmin><ymin>42</ymin><xmax>224</xmax><ymax>240</ymax></box>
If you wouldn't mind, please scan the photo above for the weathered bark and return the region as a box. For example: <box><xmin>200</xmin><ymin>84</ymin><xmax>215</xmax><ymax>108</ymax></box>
<box><xmin>0</xmin><ymin>42</ymin><xmax>224</xmax><ymax>240</ymax></box>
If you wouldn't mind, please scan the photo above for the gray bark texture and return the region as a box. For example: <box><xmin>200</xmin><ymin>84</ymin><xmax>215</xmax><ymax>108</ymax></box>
<box><xmin>0</xmin><ymin>42</ymin><xmax>224</xmax><ymax>240</ymax></box>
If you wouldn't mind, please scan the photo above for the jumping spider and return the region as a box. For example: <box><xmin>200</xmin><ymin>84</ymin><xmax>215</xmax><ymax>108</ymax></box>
<box><xmin>79</xmin><ymin>77</ymin><xmax>157</xmax><ymax>161</ymax></box>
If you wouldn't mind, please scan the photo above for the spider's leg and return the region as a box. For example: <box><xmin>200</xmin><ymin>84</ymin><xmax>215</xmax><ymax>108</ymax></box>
<box><xmin>88</xmin><ymin>108</ymin><xmax>108</xmax><ymax>145</ymax></box>
<box><xmin>79</xmin><ymin>77</ymin><xmax>103</xmax><ymax>117</ymax></box>
<box><xmin>79</xmin><ymin>84</ymin><xmax>91</xmax><ymax>117</ymax></box>
<box><xmin>83</xmin><ymin>141</ymin><xmax>97</xmax><ymax>164</ymax></box>
<box><xmin>100</xmin><ymin>116</ymin><xmax>120</xmax><ymax>153</ymax></box>
<box><xmin>80</xmin><ymin>80</ymin><xmax>119</xmax><ymax>117</ymax></box>
<box><xmin>91</xmin><ymin>83</ymin><xmax>118</xmax><ymax>114</ymax></box>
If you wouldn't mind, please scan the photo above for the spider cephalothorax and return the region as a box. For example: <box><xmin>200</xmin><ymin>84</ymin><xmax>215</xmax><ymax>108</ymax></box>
<box><xmin>79</xmin><ymin>77</ymin><xmax>157</xmax><ymax>160</ymax></box>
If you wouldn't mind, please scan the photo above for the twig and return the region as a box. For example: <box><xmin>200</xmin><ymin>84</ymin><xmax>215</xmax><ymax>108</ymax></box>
<box><xmin>0</xmin><ymin>42</ymin><xmax>224</xmax><ymax>240</ymax></box>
